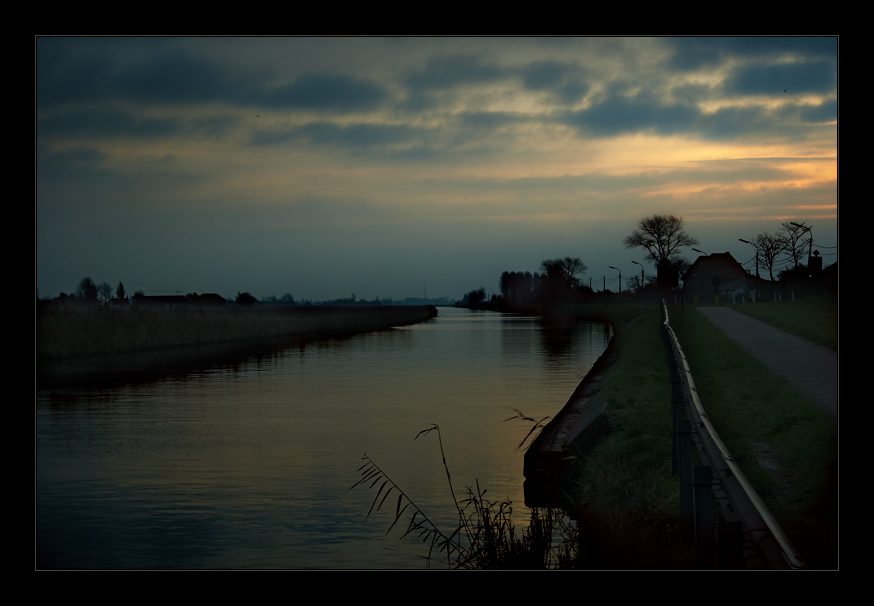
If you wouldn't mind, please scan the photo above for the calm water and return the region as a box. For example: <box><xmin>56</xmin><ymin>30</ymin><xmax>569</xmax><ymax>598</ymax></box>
<box><xmin>36</xmin><ymin>308</ymin><xmax>611</xmax><ymax>569</ymax></box>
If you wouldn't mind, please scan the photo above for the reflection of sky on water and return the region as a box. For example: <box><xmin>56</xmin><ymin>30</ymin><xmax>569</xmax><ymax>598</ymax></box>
<box><xmin>36</xmin><ymin>309</ymin><xmax>610</xmax><ymax>568</ymax></box>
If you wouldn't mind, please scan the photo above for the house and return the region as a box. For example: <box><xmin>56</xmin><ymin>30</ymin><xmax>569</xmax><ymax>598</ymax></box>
<box><xmin>682</xmin><ymin>252</ymin><xmax>761</xmax><ymax>304</ymax></box>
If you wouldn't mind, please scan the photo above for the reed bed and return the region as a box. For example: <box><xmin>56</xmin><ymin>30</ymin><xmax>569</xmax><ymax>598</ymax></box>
<box><xmin>36</xmin><ymin>305</ymin><xmax>436</xmax><ymax>359</ymax></box>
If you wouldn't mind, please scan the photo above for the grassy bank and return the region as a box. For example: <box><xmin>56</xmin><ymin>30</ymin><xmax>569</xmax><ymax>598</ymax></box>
<box><xmin>725</xmin><ymin>293</ymin><xmax>838</xmax><ymax>350</ymax></box>
<box><xmin>559</xmin><ymin>305</ymin><xmax>693</xmax><ymax>568</ymax></box>
<box><xmin>36</xmin><ymin>305</ymin><xmax>437</xmax><ymax>359</ymax></box>
<box><xmin>667</xmin><ymin>303</ymin><xmax>837</xmax><ymax>568</ymax></box>
<box><xmin>560</xmin><ymin>300</ymin><xmax>837</xmax><ymax>568</ymax></box>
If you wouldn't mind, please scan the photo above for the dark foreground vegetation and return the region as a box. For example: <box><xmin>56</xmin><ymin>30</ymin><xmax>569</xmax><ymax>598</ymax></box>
<box><xmin>36</xmin><ymin>305</ymin><xmax>438</xmax><ymax>359</ymax></box>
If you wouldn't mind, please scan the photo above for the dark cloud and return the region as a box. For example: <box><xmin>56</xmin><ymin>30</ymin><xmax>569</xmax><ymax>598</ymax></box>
<box><xmin>519</xmin><ymin>60</ymin><xmax>589</xmax><ymax>105</ymax></box>
<box><xmin>520</xmin><ymin>60</ymin><xmax>574</xmax><ymax>90</ymax></box>
<box><xmin>37</xmin><ymin>107</ymin><xmax>182</xmax><ymax>139</ymax></box>
<box><xmin>799</xmin><ymin>98</ymin><xmax>837</xmax><ymax>124</ymax></box>
<box><xmin>113</xmin><ymin>52</ymin><xmax>258</xmax><ymax>105</ymax></box>
<box><xmin>562</xmin><ymin>93</ymin><xmax>700</xmax><ymax>137</ymax></box>
<box><xmin>37</xmin><ymin>39</ymin><xmax>260</xmax><ymax>109</ymax></box>
<box><xmin>723</xmin><ymin>59</ymin><xmax>837</xmax><ymax>95</ymax></box>
<box><xmin>37</xmin><ymin>39</ymin><xmax>385</xmax><ymax>115</ymax></box>
<box><xmin>666</xmin><ymin>37</ymin><xmax>837</xmax><ymax>71</ymax></box>
<box><xmin>262</xmin><ymin>73</ymin><xmax>388</xmax><ymax>112</ymax></box>
<box><xmin>405</xmin><ymin>55</ymin><xmax>504</xmax><ymax>92</ymax></box>
<box><xmin>697</xmin><ymin>105</ymin><xmax>773</xmax><ymax>139</ymax></box>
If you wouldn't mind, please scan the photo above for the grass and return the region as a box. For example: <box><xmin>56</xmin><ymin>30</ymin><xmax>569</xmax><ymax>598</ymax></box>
<box><xmin>559</xmin><ymin>305</ymin><xmax>696</xmax><ymax>568</ymax></box>
<box><xmin>667</xmin><ymin>304</ymin><xmax>837</xmax><ymax>568</ymax></box>
<box><xmin>353</xmin><ymin>424</ymin><xmax>583</xmax><ymax>569</ymax></box>
<box><xmin>559</xmin><ymin>298</ymin><xmax>837</xmax><ymax>569</ymax></box>
<box><xmin>725</xmin><ymin>292</ymin><xmax>838</xmax><ymax>350</ymax></box>
<box><xmin>36</xmin><ymin>305</ymin><xmax>436</xmax><ymax>359</ymax></box>
<box><xmin>361</xmin><ymin>296</ymin><xmax>838</xmax><ymax>568</ymax></box>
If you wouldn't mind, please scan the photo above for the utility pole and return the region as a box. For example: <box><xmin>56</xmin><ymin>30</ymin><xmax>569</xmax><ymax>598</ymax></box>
<box><xmin>632</xmin><ymin>260</ymin><xmax>644</xmax><ymax>290</ymax></box>
<box><xmin>790</xmin><ymin>222</ymin><xmax>814</xmax><ymax>275</ymax></box>
<box><xmin>610</xmin><ymin>266</ymin><xmax>621</xmax><ymax>293</ymax></box>
<box><xmin>739</xmin><ymin>239</ymin><xmax>759</xmax><ymax>279</ymax></box>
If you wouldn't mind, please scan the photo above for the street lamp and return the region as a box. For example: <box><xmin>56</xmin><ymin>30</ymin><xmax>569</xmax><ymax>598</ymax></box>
<box><xmin>738</xmin><ymin>239</ymin><xmax>759</xmax><ymax>279</ymax></box>
<box><xmin>609</xmin><ymin>266</ymin><xmax>621</xmax><ymax>293</ymax></box>
<box><xmin>631</xmin><ymin>260</ymin><xmax>644</xmax><ymax>290</ymax></box>
<box><xmin>692</xmin><ymin>248</ymin><xmax>707</xmax><ymax>255</ymax></box>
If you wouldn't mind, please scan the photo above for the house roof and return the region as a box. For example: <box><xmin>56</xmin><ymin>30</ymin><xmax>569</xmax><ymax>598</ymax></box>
<box><xmin>682</xmin><ymin>252</ymin><xmax>750</xmax><ymax>282</ymax></box>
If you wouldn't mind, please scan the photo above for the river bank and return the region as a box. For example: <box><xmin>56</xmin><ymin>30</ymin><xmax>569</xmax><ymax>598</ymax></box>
<box><xmin>36</xmin><ymin>305</ymin><xmax>438</xmax><ymax>390</ymax></box>
<box><xmin>36</xmin><ymin>305</ymin><xmax>438</xmax><ymax>360</ymax></box>
<box><xmin>546</xmin><ymin>300</ymin><xmax>836</xmax><ymax>568</ymax></box>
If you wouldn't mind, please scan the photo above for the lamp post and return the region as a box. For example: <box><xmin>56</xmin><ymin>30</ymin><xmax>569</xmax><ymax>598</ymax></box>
<box><xmin>609</xmin><ymin>266</ymin><xmax>621</xmax><ymax>293</ymax></box>
<box><xmin>693</xmin><ymin>248</ymin><xmax>707</xmax><ymax>256</ymax></box>
<box><xmin>631</xmin><ymin>260</ymin><xmax>644</xmax><ymax>290</ymax></box>
<box><xmin>790</xmin><ymin>222</ymin><xmax>813</xmax><ymax>275</ymax></box>
<box><xmin>738</xmin><ymin>239</ymin><xmax>759</xmax><ymax>279</ymax></box>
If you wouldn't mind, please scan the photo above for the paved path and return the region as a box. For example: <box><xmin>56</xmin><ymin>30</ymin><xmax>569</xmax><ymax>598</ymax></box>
<box><xmin>694</xmin><ymin>306</ymin><xmax>838</xmax><ymax>420</ymax></box>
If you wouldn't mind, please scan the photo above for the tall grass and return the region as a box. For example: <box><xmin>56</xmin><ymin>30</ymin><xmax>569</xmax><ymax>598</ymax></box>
<box><xmin>352</xmin><ymin>424</ymin><xmax>582</xmax><ymax>569</ymax></box>
<box><xmin>36</xmin><ymin>306</ymin><xmax>436</xmax><ymax>359</ymax></box>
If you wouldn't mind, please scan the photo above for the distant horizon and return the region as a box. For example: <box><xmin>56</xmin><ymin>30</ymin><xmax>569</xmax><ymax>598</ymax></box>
<box><xmin>37</xmin><ymin>37</ymin><xmax>837</xmax><ymax>303</ymax></box>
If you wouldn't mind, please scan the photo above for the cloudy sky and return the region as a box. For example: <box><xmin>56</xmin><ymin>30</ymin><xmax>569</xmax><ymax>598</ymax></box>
<box><xmin>36</xmin><ymin>37</ymin><xmax>838</xmax><ymax>302</ymax></box>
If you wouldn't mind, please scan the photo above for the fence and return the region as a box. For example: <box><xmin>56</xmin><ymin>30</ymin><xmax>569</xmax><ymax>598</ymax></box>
<box><xmin>660</xmin><ymin>300</ymin><xmax>806</xmax><ymax>569</ymax></box>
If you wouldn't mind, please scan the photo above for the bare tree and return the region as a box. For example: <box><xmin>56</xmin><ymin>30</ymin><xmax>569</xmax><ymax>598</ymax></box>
<box><xmin>539</xmin><ymin>257</ymin><xmax>587</xmax><ymax>287</ymax></box>
<box><xmin>624</xmin><ymin>214</ymin><xmax>699</xmax><ymax>266</ymax></box>
<box><xmin>778</xmin><ymin>221</ymin><xmax>810</xmax><ymax>268</ymax></box>
<box><xmin>624</xmin><ymin>215</ymin><xmax>698</xmax><ymax>288</ymax></box>
<box><xmin>97</xmin><ymin>282</ymin><xmax>113</xmax><ymax>304</ymax></box>
<box><xmin>539</xmin><ymin>257</ymin><xmax>587</xmax><ymax>301</ymax></box>
<box><xmin>76</xmin><ymin>277</ymin><xmax>97</xmax><ymax>300</ymax></box>
<box><xmin>753</xmin><ymin>232</ymin><xmax>784</xmax><ymax>281</ymax></box>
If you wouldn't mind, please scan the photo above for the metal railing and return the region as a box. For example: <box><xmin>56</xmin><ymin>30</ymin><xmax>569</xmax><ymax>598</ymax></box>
<box><xmin>661</xmin><ymin>300</ymin><xmax>806</xmax><ymax>569</ymax></box>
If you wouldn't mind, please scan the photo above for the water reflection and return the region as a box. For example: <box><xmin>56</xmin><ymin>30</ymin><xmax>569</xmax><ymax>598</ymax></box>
<box><xmin>37</xmin><ymin>308</ymin><xmax>609</xmax><ymax>569</ymax></box>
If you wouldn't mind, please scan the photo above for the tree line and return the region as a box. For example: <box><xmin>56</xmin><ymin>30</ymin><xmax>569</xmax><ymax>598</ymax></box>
<box><xmin>457</xmin><ymin>257</ymin><xmax>594</xmax><ymax>313</ymax></box>
<box><xmin>456</xmin><ymin>213</ymin><xmax>829</xmax><ymax>313</ymax></box>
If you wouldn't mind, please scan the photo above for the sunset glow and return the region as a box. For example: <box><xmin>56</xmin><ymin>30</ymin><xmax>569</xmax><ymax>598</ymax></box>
<box><xmin>36</xmin><ymin>37</ymin><xmax>838</xmax><ymax>302</ymax></box>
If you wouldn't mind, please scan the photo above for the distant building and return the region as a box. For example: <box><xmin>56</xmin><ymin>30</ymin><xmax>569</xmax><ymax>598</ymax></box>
<box><xmin>682</xmin><ymin>252</ymin><xmax>762</xmax><ymax>303</ymax></box>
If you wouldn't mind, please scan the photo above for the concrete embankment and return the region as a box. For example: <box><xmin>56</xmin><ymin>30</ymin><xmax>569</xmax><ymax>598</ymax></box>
<box><xmin>523</xmin><ymin>327</ymin><xmax>617</xmax><ymax>507</ymax></box>
<box><xmin>36</xmin><ymin>305</ymin><xmax>438</xmax><ymax>360</ymax></box>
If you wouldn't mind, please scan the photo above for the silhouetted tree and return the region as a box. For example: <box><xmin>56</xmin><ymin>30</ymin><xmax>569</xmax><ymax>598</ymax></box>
<box><xmin>116</xmin><ymin>282</ymin><xmax>126</xmax><ymax>300</ymax></box>
<box><xmin>500</xmin><ymin>271</ymin><xmax>538</xmax><ymax>309</ymax></box>
<box><xmin>752</xmin><ymin>232</ymin><xmax>784</xmax><ymax>281</ymax></box>
<box><xmin>778</xmin><ymin>221</ymin><xmax>810</xmax><ymax>268</ymax></box>
<box><xmin>538</xmin><ymin>257</ymin><xmax>587</xmax><ymax>302</ymax></box>
<box><xmin>97</xmin><ymin>282</ymin><xmax>113</xmax><ymax>304</ymax></box>
<box><xmin>624</xmin><ymin>214</ymin><xmax>697</xmax><ymax>288</ymax></box>
<box><xmin>457</xmin><ymin>287</ymin><xmax>488</xmax><ymax>309</ymax></box>
<box><xmin>76</xmin><ymin>277</ymin><xmax>97</xmax><ymax>300</ymax></box>
<box><xmin>235</xmin><ymin>291</ymin><xmax>257</xmax><ymax>306</ymax></box>
<box><xmin>280</xmin><ymin>293</ymin><xmax>295</xmax><ymax>304</ymax></box>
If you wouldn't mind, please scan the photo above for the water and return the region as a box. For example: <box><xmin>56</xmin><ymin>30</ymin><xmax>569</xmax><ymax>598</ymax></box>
<box><xmin>36</xmin><ymin>308</ymin><xmax>611</xmax><ymax>569</ymax></box>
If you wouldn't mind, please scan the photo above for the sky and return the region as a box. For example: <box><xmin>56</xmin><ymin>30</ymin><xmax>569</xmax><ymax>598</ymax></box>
<box><xmin>36</xmin><ymin>36</ymin><xmax>838</xmax><ymax>302</ymax></box>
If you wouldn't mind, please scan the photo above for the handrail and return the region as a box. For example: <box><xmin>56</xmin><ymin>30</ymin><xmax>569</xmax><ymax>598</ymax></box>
<box><xmin>662</xmin><ymin>300</ymin><xmax>806</xmax><ymax>569</ymax></box>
